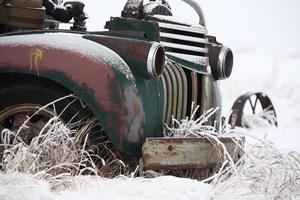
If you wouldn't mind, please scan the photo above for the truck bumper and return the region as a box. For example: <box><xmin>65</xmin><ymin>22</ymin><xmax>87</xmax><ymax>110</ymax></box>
<box><xmin>142</xmin><ymin>137</ymin><xmax>244</xmax><ymax>170</ymax></box>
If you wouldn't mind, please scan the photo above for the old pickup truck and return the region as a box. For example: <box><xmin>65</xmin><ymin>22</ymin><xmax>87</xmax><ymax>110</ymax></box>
<box><xmin>0</xmin><ymin>0</ymin><xmax>277</xmax><ymax>174</ymax></box>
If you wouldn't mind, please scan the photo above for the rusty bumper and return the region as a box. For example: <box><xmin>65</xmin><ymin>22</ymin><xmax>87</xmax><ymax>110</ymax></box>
<box><xmin>142</xmin><ymin>137</ymin><xmax>244</xmax><ymax>170</ymax></box>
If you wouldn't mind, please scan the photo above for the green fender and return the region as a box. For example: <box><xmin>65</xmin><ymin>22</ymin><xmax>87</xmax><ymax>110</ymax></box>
<box><xmin>0</xmin><ymin>32</ymin><xmax>162</xmax><ymax>156</ymax></box>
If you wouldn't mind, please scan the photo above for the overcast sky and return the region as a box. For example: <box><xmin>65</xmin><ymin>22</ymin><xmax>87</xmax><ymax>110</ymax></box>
<box><xmin>83</xmin><ymin>0</ymin><xmax>300</xmax><ymax>57</ymax></box>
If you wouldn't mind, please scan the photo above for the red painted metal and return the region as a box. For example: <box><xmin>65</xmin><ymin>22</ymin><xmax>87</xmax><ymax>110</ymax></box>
<box><xmin>0</xmin><ymin>35</ymin><xmax>146</xmax><ymax>153</ymax></box>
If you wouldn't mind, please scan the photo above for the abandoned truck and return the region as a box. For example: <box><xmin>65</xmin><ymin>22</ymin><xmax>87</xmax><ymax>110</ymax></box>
<box><xmin>0</xmin><ymin>0</ymin><xmax>277</xmax><ymax>171</ymax></box>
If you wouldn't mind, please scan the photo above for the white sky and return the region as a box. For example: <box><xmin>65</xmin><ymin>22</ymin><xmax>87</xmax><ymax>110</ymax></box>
<box><xmin>84</xmin><ymin>0</ymin><xmax>300</xmax><ymax>56</ymax></box>
<box><xmin>82</xmin><ymin>0</ymin><xmax>300</xmax><ymax>126</ymax></box>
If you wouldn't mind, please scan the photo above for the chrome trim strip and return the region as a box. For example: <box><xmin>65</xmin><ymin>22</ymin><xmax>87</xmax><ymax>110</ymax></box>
<box><xmin>158</xmin><ymin>22</ymin><xmax>207</xmax><ymax>34</ymax></box>
<box><xmin>167</xmin><ymin>64</ymin><xmax>179</xmax><ymax>123</ymax></box>
<box><xmin>166</xmin><ymin>52</ymin><xmax>209</xmax><ymax>66</ymax></box>
<box><xmin>175</xmin><ymin>63</ymin><xmax>188</xmax><ymax>118</ymax></box>
<box><xmin>169</xmin><ymin>62</ymin><xmax>182</xmax><ymax>120</ymax></box>
<box><xmin>163</xmin><ymin>64</ymin><xmax>173</xmax><ymax>125</ymax></box>
<box><xmin>191</xmin><ymin>72</ymin><xmax>198</xmax><ymax>119</ymax></box>
<box><xmin>161</xmin><ymin>42</ymin><xmax>208</xmax><ymax>53</ymax></box>
<box><xmin>161</xmin><ymin>73</ymin><xmax>168</xmax><ymax>125</ymax></box>
<box><xmin>160</xmin><ymin>32</ymin><xmax>208</xmax><ymax>44</ymax></box>
<box><xmin>200</xmin><ymin>75</ymin><xmax>212</xmax><ymax>115</ymax></box>
<box><xmin>161</xmin><ymin>62</ymin><xmax>189</xmax><ymax>125</ymax></box>
<box><xmin>172</xmin><ymin>62</ymin><xmax>188</xmax><ymax>120</ymax></box>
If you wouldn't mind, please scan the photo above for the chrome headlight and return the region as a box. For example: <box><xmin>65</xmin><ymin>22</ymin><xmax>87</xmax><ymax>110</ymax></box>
<box><xmin>147</xmin><ymin>43</ymin><xmax>166</xmax><ymax>78</ymax></box>
<box><xmin>209</xmin><ymin>44</ymin><xmax>233</xmax><ymax>80</ymax></box>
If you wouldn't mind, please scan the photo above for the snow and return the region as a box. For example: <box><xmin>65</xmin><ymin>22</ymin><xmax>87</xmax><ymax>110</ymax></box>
<box><xmin>1</xmin><ymin>0</ymin><xmax>300</xmax><ymax>199</ymax></box>
<box><xmin>0</xmin><ymin>175</ymin><xmax>211</xmax><ymax>200</ymax></box>
<box><xmin>124</xmin><ymin>0</ymin><xmax>142</xmax><ymax>9</ymax></box>
<box><xmin>0</xmin><ymin>173</ymin><xmax>53</xmax><ymax>200</ymax></box>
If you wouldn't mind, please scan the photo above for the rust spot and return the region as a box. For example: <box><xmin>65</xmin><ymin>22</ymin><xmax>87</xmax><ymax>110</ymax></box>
<box><xmin>142</xmin><ymin>137</ymin><xmax>244</xmax><ymax>170</ymax></box>
<box><xmin>167</xmin><ymin>145</ymin><xmax>173</xmax><ymax>151</ymax></box>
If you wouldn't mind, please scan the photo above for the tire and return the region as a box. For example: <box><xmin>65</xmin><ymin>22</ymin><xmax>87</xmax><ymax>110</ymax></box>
<box><xmin>0</xmin><ymin>74</ymin><xmax>92</xmax><ymax>143</ymax></box>
<box><xmin>0</xmin><ymin>74</ymin><xmax>136</xmax><ymax>175</ymax></box>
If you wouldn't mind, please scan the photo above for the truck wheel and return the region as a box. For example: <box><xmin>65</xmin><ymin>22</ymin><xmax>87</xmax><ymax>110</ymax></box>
<box><xmin>0</xmin><ymin>75</ymin><xmax>137</xmax><ymax>176</ymax></box>
<box><xmin>229</xmin><ymin>92</ymin><xmax>277</xmax><ymax>128</ymax></box>
<box><xmin>0</xmin><ymin>75</ymin><xmax>93</xmax><ymax>144</ymax></box>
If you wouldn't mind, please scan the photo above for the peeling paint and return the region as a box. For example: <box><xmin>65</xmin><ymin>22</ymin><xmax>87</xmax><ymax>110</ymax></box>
<box><xmin>124</xmin><ymin>86</ymin><xmax>145</xmax><ymax>143</ymax></box>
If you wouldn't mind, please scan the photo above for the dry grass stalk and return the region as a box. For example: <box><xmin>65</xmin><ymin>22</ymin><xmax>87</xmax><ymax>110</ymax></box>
<box><xmin>1</xmin><ymin>117</ymin><xmax>97</xmax><ymax>179</ymax></box>
<box><xmin>0</xmin><ymin>96</ymin><xmax>131</xmax><ymax>189</ymax></box>
<box><xmin>163</xmin><ymin>104</ymin><xmax>300</xmax><ymax>199</ymax></box>
<box><xmin>162</xmin><ymin>104</ymin><xmax>242</xmax><ymax>180</ymax></box>
<box><xmin>211</xmin><ymin>136</ymin><xmax>300</xmax><ymax>200</ymax></box>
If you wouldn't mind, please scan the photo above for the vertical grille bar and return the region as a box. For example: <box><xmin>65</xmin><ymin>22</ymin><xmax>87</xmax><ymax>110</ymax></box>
<box><xmin>161</xmin><ymin>62</ymin><xmax>190</xmax><ymax>126</ymax></box>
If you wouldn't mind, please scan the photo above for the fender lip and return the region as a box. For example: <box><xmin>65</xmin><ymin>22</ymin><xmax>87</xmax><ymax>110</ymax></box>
<box><xmin>0</xmin><ymin>32</ymin><xmax>147</xmax><ymax>156</ymax></box>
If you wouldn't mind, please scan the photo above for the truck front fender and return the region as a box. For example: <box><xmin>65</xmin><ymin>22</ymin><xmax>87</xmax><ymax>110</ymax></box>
<box><xmin>0</xmin><ymin>32</ymin><xmax>145</xmax><ymax>156</ymax></box>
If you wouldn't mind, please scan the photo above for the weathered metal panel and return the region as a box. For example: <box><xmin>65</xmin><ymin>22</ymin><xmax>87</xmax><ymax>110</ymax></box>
<box><xmin>142</xmin><ymin>137</ymin><xmax>243</xmax><ymax>170</ymax></box>
<box><xmin>105</xmin><ymin>17</ymin><xmax>160</xmax><ymax>41</ymax></box>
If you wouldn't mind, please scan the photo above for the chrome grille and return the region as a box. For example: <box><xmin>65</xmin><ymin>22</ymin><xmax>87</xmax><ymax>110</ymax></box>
<box><xmin>162</xmin><ymin>62</ymin><xmax>195</xmax><ymax>126</ymax></box>
<box><xmin>158</xmin><ymin>22</ymin><xmax>209</xmax><ymax>66</ymax></box>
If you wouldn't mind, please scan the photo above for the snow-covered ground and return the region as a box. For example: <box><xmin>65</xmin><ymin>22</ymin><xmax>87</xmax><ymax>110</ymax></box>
<box><xmin>1</xmin><ymin>0</ymin><xmax>300</xmax><ymax>199</ymax></box>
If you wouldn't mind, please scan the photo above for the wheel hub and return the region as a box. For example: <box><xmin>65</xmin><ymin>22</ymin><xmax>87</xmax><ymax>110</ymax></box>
<box><xmin>0</xmin><ymin>104</ymin><xmax>59</xmax><ymax>143</ymax></box>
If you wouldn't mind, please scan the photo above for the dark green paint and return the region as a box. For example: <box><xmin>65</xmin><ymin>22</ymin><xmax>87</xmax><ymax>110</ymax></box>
<box><xmin>91</xmin><ymin>30</ymin><xmax>148</xmax><ymax>41</ymax></box>
<box><xmin>106</xmin><ymin>17</ymin><xmax>160</xmax><ymax>41</ymax></box>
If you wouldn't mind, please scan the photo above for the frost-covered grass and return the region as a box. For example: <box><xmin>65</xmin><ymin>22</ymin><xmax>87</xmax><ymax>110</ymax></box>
<box><xmin>162</xmin><ymin>104</ymin><xmax>242</xmax><ymax>181</ymax></box>
<box><xmin>0</xmin><ymin>117</ymin><xmax>99</xmax><ymax>190</ymax></box>
<box><xmin>1</xmin><ymin>101</ymin><xmax>299</xmax><ymax>200</ymax></box>
<box><xmin>163</xmin><ymin>104</ymin><xmax>300</xmax><ymax>200</ymax></box>
<box><xmin>0</xmin><ymin>112</ymin><xmax>127</xmax><ymax>191</ymax></box>
<box><xmin>212</xmin><ymin>141</ymin><xmax>300</xmax><ymax>200</ymax></box>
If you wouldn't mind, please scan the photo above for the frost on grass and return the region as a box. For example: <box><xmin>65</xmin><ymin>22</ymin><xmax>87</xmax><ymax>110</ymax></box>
<box><xmin>0</xmin><ymin>99</ymin><xmax>128</xmax><ymax>190</ymax></box>
<box><xmin>242</xmin><ymin>108</ymin><xmax>277</xmax><ymax>129</ymax></box>
<box><xmin>161</xmin><ymin>103</ymin><xmax>244</xmax><ymax>180</ymax></box>
<box><xmin>211</xmin><ymin>140</ymin><xmax>300</xmax><ymax>200</ymax></box>
<box><xmin>0</xmin><ymin>117</ymin><xmax>99</xmax><ymax>189</ymax></box>
<box><xmin>164</xmin><ymin>103</ymin><xmax>300</xmax><ymax>199</ymax></box>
